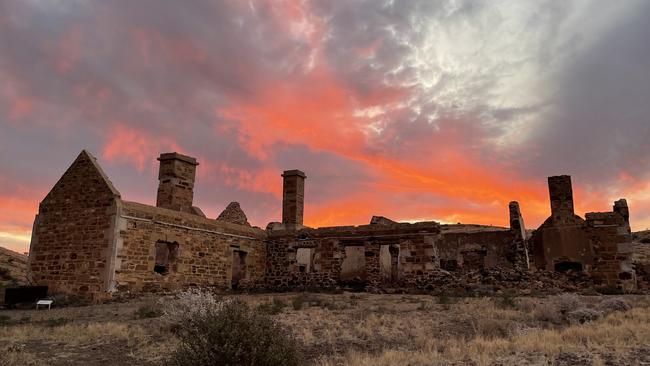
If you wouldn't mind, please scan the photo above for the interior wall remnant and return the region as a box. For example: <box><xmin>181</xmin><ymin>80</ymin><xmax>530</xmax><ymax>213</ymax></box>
<box><xmin>154</xmin><ymin>241</ymin><xmax>179</xmax><ymax>275</ymax></box>
<box><xmin>462</xmin><ymin>249</ymin><xmax>486</xmax><ymax>270</ymax></box>
<box><xmin>440</xmin><ymin>259</ymin><xmax>458</xmax><ymax>271</ymax></box>
<box><xmin>231</xmin><ymin>250</ymin><xmax>247</xmax><ymax>289</ymax></box>
<box><xmin>341</xmin><ymin>246</ymin><xmax>366</xmax><ymax>281</ymax></box>
<box><xmin>296</xmin><ymin>247</ymin><xmax>314</xmax><ymax>273</ymax></box>
<box><xmin>379</xmin><ymin>244</ymin><xmax>400</xmax><ymax>283</ymax></box>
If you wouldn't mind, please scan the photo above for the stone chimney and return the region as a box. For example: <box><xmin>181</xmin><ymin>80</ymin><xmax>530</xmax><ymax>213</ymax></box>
<box><xmin>613</xmin><ymin>199</ymin><xmax>631</xmax><ymax>233</ymax></box>
<box><xmin>548</xmin><ymin>175</ymin><xmax>574</xmax><ymax>225</ymax></box>
<box><xmin>508</xmin><ymin>201</ymin><xmax>526</xmax><ymax>240</ymax></box>
<box><xmin>282</xmin><ymin>169</ymin><xmax>306</xmax><ymax>227</ymax></box>
<box><xmin>156</xmin><ymin>152</ymin><xmax>198</xmax><ymax>213</ymax></box>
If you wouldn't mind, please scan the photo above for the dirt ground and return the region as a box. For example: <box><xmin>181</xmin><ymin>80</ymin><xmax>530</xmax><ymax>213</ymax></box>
<box><xmin>1</xmin><ymin>292</ymin><xmax>650</xmax><ymax>366</ymax></box>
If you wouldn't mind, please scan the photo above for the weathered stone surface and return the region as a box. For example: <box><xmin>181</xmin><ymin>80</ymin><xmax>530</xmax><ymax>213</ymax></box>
<box><xmin>370</xmin><ymin>216</ymin><xmax>397</xmax><ymax>226</ymax></box>
<box><xmin>531</xmin><ymin>175</ymin><xmax>636</xmax><ymax>289</ymax></box>
<box><xmin>156</xmin><ymin>152</ymin><xmax>198</xmax><ymax>214</ymax></box>
<box><xmin>282</xmin><ymin>170</ymin><xmax>306</xmax><ymax>228</ymax></box>
<box><xmin>216</xmin><ymin>202</ymin><xmax>250</xmax><ymax>226</ymax></box>
<box><xmin>115</xmin><ymin>201</ymin><xmax>265</xmax><ymax>294</ymax></box>
<box><xmin>28</xmin><ymin>150</ymin><xmax>121</xmax><ymax>302</ymax></box>
<box><xmin>28</xmin><ymin>151</ymin><xmax>641</xmax><ymax>301</ymax></box>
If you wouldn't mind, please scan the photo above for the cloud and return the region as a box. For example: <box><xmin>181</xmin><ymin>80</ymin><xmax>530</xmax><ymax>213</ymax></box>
<box><xmin>0</xmin><ymin>0</ymin><xmax>649</xmax><ymax>253</ymax></box>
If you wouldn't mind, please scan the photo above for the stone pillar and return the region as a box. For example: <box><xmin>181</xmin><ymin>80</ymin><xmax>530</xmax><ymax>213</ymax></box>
<box><xmin>509</xmin><ymin>201</ymin><xmax>529</xmax><ymax>269</ymax></box>
<box><xmin>613</xmin><ymin>199</ymin><xmax>631</xmax><ymax>233</ymax></box>
<box><xmin>156</xmin><ymin>152</ymin><xmax>198</xmax><ymax>213</ymax></box>
<box><xmin>509</xmin><ymin>201</ymin><xmax>526</xmax><ymax>239</ymax></box>
<box><xmin>282</xmin><ymin>169</ymin><xmax>306</xmax><ymax>227</ymax></box>
<box><xmin>548</xmin><ymin>175</ymin><xmax>575</xmax><ymax>225</ymax></box>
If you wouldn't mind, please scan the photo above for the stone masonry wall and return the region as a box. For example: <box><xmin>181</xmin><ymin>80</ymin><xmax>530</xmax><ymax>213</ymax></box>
<box><xmin>266</xmin><ymin>222</ymin><xmax>520</xmax><ymax>290</ymax></box>
<box><xmin>586</xmin><ymin>211</ymin><xmax>635</xmax><ymax>288</ymax></box>
<box><xmin>114</xmin><ymin>201</ymin><xmax>266</xmax><ymax>293</ymax></box>
<box><xmin>29</xmin><ymin>151</ymin><xmax>120</xmax><ymax>302</ymax></box>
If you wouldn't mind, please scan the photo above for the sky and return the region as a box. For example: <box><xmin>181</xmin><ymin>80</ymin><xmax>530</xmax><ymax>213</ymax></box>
<box><xmin>1</xmin><ymin>0</ymin><xmax>650</xmax><ymax>253</ymax></box>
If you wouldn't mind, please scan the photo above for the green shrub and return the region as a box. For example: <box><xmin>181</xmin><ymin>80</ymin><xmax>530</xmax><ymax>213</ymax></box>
<box><xmin>438</xmin><ymin>294</ymin><xmax>456</xmax><ymax>305</ymax></box>
<box><xmin>292</xmin><ymin>294</ymin><xmax>305</xmax><ymax>311</ymax></box>
<box><xmin>46</xmin><ymin>318</ymin><xmax>70</xmax><ymax>327</ymax></box>
<box><xmin>173</xmin><ymin>299</ymin><xmax>302</xmax><ymax>366</ymax></box>
<box><xmin>0</xmin><ymin>315</ymin><xmax>10</xmax><ymax>326</ymax></box>
<box><xmin>135</xmin><ymin>305</ymin><xmax>163</xmax><ymax>319</ymax></box>
<box><xmin>496</xmin><ymin>291</ymin><xmax>518</xmax><ymax>309</ymax></box>
<box><xmin>257</xmin><ymin>298</ymin><xmax>286</xmax><ymax>315</ymax></box>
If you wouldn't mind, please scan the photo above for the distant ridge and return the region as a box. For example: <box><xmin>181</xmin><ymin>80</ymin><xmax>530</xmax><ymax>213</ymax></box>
<box><xmin>0</xmin><ymin>245</ymin><xmax>28</xmax><ymax>289</ymax></box>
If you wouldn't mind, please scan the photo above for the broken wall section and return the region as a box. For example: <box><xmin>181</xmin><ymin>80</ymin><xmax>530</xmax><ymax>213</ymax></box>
<box><xmin>266</xmin><ymin>220</ymin><xmax>521</xmax><ymax>290</ymax></box>
<box><xmin>586</xmin><ymin>211</ymin><xmax>636</xmax><ymax>288</ymax></box>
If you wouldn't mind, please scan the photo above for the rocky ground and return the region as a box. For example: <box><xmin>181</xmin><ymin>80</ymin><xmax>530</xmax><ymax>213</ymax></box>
<box><xmin>1</xmin><ymin>292</ymin><xmax>650</xmax><ymax>365</ymax></box>
<box><xmin>0</xmin><ymin>247</ymin><xmax>28</xmax><ymax>301</ymax></box>
<box><xmin>2</xmin><ymin>234</ymin><xmax>650</xmax><ymax>366</ymax></box>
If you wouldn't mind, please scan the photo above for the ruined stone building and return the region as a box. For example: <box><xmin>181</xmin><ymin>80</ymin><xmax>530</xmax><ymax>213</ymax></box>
<box><xmin>530</xmin><ymin>175</ymin><xmax>635</xmax><ymax>287</ymax></box>
<box><xmin>27</xmin><ymin>151</ymin><xmax>635</xmax><ymax>301</ymax></box>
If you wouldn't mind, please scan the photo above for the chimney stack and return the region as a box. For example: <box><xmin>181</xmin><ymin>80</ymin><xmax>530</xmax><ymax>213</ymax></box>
<box><xmin>613</xmin><ymin>199</ymin><xmax>631</xmax><ymax>233</ymax></box>
<box><xmin>282</xmin><ymin>169</ymin><xmax>306</xmax><ymax>227</ymax></box>
<box><xmin>548</xmin><ymin>175</ymin><xmax>574</xmax><ymax>224</ymax></box>
<box><xmin>508</xmin><ymin>201</ymin><xmax>526</xmax><ymax>240</ymax></box>
<box><xmin>156</xmin><ymin>152</ymin><xmax>198</xmax><ymax>213</ymax></box>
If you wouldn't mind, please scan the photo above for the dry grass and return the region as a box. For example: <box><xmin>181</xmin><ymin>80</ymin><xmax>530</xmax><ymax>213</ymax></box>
<box><xmin>0</xmin><ymin>322</ymin><xmax>147</xmax><ymax>344</ymax></box>
<box><xmin>1</xmin><ymin>293</ymin><xmax>649</xmax><ymax>365</ymax></box>
<box><xmin>322</xmin><ymin>308</ymin><xmax>650</xmax><ymax>366</ymax></box>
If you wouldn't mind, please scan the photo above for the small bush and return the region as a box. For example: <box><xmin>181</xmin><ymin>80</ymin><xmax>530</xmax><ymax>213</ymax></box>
<box><xmin>567</xmin><ymin>308</ymin><xmax>602</xmax><ymax>324</ymax></box>
<box><xmin>552</xmin><ymin>293</ymin><xmax>582</xmax><ymax>315</ymax></box>
<box><xmin>0</xmin><ymin>268</ymin><xmax>11</xmax><ymax>280</ymax></box>
<box><xmin>595</xmin><ymin>286</ymin><xmax>625</xmax><ymax>295</ymax></box>
<box><xmin>257</xmin><ymin>298</ymin><xmax>286</xmax><ymax>315</ymax></box>
<box><xmin>533</xmin><ymin>305</ymin><xmax>562</xmax><ymax>324</ymax></box>
<box><xmin>438</xmin><ymin>295</ymin><xmax>456</xmax><ymax>305</ymax></box>
<box><xmin>292</xmin><ymin>294</ymin><xmax>305</xmax><ymax>310</ymax></box>
<box><xmin>598</xmin><ymin>297</ymin><xmax>632</xmax><ymax>313</ymax></box>
<box><xmin>640</xmin><ymin>238</ymin><xmax>650</xmax><ymax>244</ymax></box>
<box><xmin>161</xmin><ymin>288</ymin><xmax>222</xmax><ymax>325</ymax></box>
<box><xmin>135</xmin><ymin>305</ymin><xmax>163</xmax><ymax>319</ymax></box>
<box><xmin>471</xmin><ymin>318</ymin><xmax>514</xmax><ymax>339</ymax></box>
<box><xmin>0</xmin><ymin>315</ymin><xmax>10</xmax><ymax>326</ymax></box>
<box><xmin>496</xmin><ymin>291</ymin><xmax>518</xmax><ymax>309</ymax></box>
<box><xmin>516</xmin><ymin>298</ymin><xmax>540</xmax><ymax>313</ymax></box>
<box><xmin>46</xmin><ymin>318</ymin><xmax>70</xmax><ymax>327</ymax></box>
<box><xmin>173</xmin><ymin>298</ymin><xmax>302</xmax><ymax>366</ymax></box>
<box><xmin>52</xmin><ymin>293</ymin><xmax>86</xmax><ymax>307</ymax></box>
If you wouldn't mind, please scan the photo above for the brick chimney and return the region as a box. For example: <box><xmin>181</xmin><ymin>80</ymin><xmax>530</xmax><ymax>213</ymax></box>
<box><xmin>156</xmin><ymin>152</ymin><xmax>198</xmax><ymax>213</ymax></box>
<box><xmin>282</xmin><ymin>169</ymin><xmax>306</xmax><ymax>227</ymax></box>
<box><xmin>548</xmin><ymin>175</ymin><xmax>574</xmax><ymax>224</ymax></box>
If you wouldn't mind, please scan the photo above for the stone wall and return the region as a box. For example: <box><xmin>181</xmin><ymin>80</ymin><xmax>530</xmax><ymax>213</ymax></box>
<box><xmin>156</xmin><ymin>153</ymin><xmax>198</xmax><ymax>213</ymax></box>
<box><xmin>438</xmin><ymin>227</ymin><xmax>520</xmax><ymax>270</ymax></box>
<box><xmin>114</xmin><ymin>201</ymin><xmax>266</xmax><ymax>293</ymax></box>
<box><xmin>530</xmin><ymin>175</ymin><xmax>636</xmax><ymax>289</ymax></box>
<box><xmin>265</xmin><ymin>222</ymin><xmax>520</xmax><ymax>290</ymax></box>
<box><xmin>28</xmin><ymin>151</ymin><xmax>121</xmax><ymax>302</ymax></box>
<box><xmin>586</xmin><ymin>212</ymin><xmax>635</xmax><ymax>287</ymax></box>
